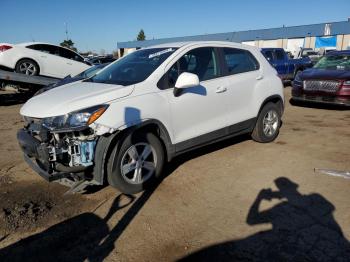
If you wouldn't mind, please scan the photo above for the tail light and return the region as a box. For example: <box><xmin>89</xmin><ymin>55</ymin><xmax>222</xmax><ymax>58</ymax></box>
<box><xmin>0</xmin><ymin>45</ymin><xmax>12</xmax><ymax>52</ymax></box>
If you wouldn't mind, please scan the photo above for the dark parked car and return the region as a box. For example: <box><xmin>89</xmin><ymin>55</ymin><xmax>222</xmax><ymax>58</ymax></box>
<box><xmin>88</xmin><ymin>56</ymin><xmax>116</xmax><ymax>65</ymax></box>
<box><xmin>261</xmin><ymin>48</ymin><xmax>313</xmax><ymax>81</ymax></box>
<box><xmin>34</xmin><ymin>63</ymin><xmax>109</xmax><ymax>96</ymax></box>
<box><xmin>292</xmin><ymin>50</ymin><xmax>350</xmax><ymax>106</ymax></box>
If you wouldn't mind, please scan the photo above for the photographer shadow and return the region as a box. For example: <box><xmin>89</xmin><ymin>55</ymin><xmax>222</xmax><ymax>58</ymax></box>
<box><xmin>0</xmin><ymin>194</ymin><xmax>136</xmax><ymax>262</ymax></box>
<box><xmin>180</xmin><ymin>177</ymin><xmax>350</xmax><ymax>261</ymax></box>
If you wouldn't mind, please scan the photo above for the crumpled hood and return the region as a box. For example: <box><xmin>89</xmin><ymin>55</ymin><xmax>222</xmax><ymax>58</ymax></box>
<box><xmin>20</xmin><ymin>81</ymin><xmax>134</xmax><ymax>118</ymax></box>
<box><xmin>300</xmin><ymin>68</ymin><xmax>350</xmax><ymax>80</ymax></box>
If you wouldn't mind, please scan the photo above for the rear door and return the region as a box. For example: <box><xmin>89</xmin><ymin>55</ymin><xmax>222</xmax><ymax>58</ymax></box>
<box><xmin>220</xmin><ymin>47</ymin><xmax>262</xmax><ymax>124</ymax></box>
<box><xmin>58</xmin><ymin>47</ymin><xmax>90</xmax><ymax>76</ymax></box>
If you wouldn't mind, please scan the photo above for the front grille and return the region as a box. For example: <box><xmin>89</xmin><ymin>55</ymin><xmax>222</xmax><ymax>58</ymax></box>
<box><xmin>303</xmin><ymin>80</ymin><xmax>340</xmax><ymax>93</ymax></box>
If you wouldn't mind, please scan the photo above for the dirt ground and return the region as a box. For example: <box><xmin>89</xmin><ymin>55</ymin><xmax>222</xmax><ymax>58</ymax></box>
<box><xmin>0</xmin><ymin>87</ymin><xmax>349</xmax><ymax>261</ymax></box>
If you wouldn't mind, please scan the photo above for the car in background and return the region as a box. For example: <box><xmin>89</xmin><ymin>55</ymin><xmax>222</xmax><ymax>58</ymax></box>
<box><xmin>295</xmin><ymin>48</ymin><xmax>321</xmax><ymax>64</ymax></box>
<box><xmin>87</xmin><ymin>56</ymin><xmax>116</xmax><ymax>65</ymax></box>
<box><xmin>261</xmin><ymin>48</ymin><xmax>313</xmax><ymax>81</ymax></box>
<box><xmin>286</xmin><ymin>51</ymin><xmax>294</xmax><ymax>59</ymax></box>
<box><xmin>34</xmin><ymin>63</ymin><xmax>110</xmax><ymax>96</ymax></box>
<box><xmin>292</xmin><ymin>50</ymin><xmax>350</xmax><ymax>106</ymax></box>
<box><xmin>0</xmin><ymin>42</ymin><xmax>91</xmax><ymax>78</ymax></box>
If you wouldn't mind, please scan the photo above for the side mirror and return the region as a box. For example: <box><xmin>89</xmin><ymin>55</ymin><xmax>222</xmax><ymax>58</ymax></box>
<box><xmin>173</xmin><ymin>72</ymin><xmax>200</xmax><ymax>97</ymax></box>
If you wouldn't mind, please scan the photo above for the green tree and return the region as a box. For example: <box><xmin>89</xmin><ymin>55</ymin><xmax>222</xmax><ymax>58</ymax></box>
<box><xmin>60</xmin><ymin>39</ymin><xmax>77</xmax><ymax>52</ymax></box>
<box><xmin>137</xmin><ymin>29</ymin><xmax>146</xmax><ymax>41</ymax></box>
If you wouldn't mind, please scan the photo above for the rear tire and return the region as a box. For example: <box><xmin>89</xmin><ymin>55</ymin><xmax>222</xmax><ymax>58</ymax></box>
<box><xmin>252</xmin><ymin>102</ymin><xmax>281</xmax><ymax>143</ymax></box>
<box><xmin>15</xmin><ymin>59</ymin><xmax>39</xmax><ymax>76</ymax></box>
<box><xmin>107</xmin><ymin>131</ymin><xmax>165</xmax><ymax>194</ymax></box>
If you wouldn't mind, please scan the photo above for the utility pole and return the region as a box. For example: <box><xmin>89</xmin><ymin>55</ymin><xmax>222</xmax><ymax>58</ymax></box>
<box><xmin>64</xmin><ymin>22</ymin><xmax>69</xmax><ymax>40</ymax></box>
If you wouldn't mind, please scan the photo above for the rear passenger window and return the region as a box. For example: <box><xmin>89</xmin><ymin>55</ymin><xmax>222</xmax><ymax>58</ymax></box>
<box><xmin>40</xmin><ymin>45</ymin><xmax>60</xmax><ymax>56</ymax></box>
<box><xmin>27</xmin><ymin>44</ymin><xmax>59</xmax><ymax>56</ymax></box>
<box><xmin>275</xmin><ymin>50</ymin><xmax>285</xmax><ymax>61</ymax></box>
<box><xmin>223</xmin><ymin>48</ymin><xmax>259</xmax><ymax>75</ymax></box>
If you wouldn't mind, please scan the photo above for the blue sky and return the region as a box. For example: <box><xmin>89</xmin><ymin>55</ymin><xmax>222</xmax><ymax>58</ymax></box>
<box><xmin>1</xmin><ymin>0</ymin><xmax>350</xmax><ymax>53</ymax></box>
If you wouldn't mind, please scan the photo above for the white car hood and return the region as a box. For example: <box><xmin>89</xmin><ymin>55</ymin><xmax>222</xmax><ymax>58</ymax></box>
<box><xmin>20</xmin><ymin>81</ymin><xmax>134</xmax><ymax>118</ymax></box>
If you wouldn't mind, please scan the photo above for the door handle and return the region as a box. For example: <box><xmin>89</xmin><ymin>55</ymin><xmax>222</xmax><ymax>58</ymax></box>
<box><xmin>216</xmin><ymin>86</ymin><xmax>227</xmax><ymax>93</ymax></box>
<box><xmin>256</xmin><ymin>75</ymin><xmax>264</xmax><ymax>80</ymax></box>
<box><xmin>67</xmin><ymin>62</ymin><xmax>73</xmax><ymax>65</ymax></box>
<box><xmin>40</xmin><ymin>55</ymin><xmax>46</xmax><ymax>58</ymax></box>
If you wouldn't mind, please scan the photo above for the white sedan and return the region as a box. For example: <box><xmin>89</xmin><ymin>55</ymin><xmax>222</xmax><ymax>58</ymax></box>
<box><xmin>0</xmin><ymin>42</ymin><xmax>91</xmax><ymax>78</ymax></box>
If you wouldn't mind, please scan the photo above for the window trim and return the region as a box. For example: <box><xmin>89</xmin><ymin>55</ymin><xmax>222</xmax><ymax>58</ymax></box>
<box><xmin>220</xmin><ymin>47</ymin><xmax>260</xmax><ymax>77</ymax></box>
<box><xmin>157</xmin><ymin>47</ymin><xmax>223</xmax><ymax>90</ymax></box>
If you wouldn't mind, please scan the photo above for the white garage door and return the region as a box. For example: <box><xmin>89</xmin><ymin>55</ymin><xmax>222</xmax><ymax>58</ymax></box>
<box><xmin>242</xmin><ymin>41</ymin><xmax>255</xmax><ymax>46</ymax></box>
<box><xmin>261</xmin><ymin>40</ymin><xmax>278</xmax><ymax>48</ymax></box>
<box><xmin>287</xmin><ymin>38</ymin><xmax>305</xmax><ymax>57</ymax></box>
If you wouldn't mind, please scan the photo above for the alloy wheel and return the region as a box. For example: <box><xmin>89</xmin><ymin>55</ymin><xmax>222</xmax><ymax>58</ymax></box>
<box><xmin>263</xmin><ymin>110</ymin><xmax>279</xmax><ymax>137</ymax></box>
<box><xmin>120</xmin><ymin>142</ymin><xmax>157</xmax><ymax>185</ymax></box>
<box><xmin>19</xmin><ymin>62</ymin><xmax>37</xmax><ymax>75</ymax></box>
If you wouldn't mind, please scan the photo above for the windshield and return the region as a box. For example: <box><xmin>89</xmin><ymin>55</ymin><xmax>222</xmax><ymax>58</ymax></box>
<box><xmin>89</xmin><ymin>47</ymin><xmax>177</xmax><ymax>86</ymax></box>
<box><xmin>314</xmin><ymin>55</ymin><xmax>350</xmax><ymax>70</ymax></box>
<box><xmin>304</xmin><ymin>51</ymin><xmax>318</xmax><ymax>56</ymax></box>
<box><xmin>75</xmin><ymin>64</ymin><xmax>105</xmax><ymax>78</ymax></box>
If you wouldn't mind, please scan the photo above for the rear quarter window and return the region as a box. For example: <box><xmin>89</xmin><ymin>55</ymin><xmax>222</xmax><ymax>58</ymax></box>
<box><xmin>223</xmin><ymin>48</ymin><xmax>259</xmax><ymax>75</ymax></box>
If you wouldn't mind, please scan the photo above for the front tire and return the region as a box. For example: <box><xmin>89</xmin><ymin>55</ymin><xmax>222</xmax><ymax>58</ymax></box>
<box><xmin>15</xmin><ymin>59</ymin><xmax>39</xmax><ymax>76</ymax></box>
<box><xmin>251</xmin><ymin>102</ymin><xmax>281</xmax><ymax>143</ymax></box>
<box><xmin>107</xmin><ymin>131</ymin><xmax>165</xmax><ymax>194</ymax></box>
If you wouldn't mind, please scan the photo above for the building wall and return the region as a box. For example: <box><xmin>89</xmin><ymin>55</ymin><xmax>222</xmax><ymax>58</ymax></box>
<box><xmin>341</xmin><ymin>34</ymin><xmax>350</xmax><ymax>49</ymax></box>
<box><xmin>117</xmin><ymin>21</ymin><xmax>350</xmax><ymax>56</ymax></box>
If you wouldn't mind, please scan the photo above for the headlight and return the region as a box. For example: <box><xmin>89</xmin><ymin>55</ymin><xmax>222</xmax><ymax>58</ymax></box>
<box><xmin>42</xmin><ymin>105</ymin><xmax>108</xmax><ymax>131</ymax></box>
<box><xmin>294</xmin><ymin>72</ymin><xmax>302</xmax><ymax>82</ymax></box>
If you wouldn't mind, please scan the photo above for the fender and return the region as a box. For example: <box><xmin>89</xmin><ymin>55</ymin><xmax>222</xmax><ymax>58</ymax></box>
<box><xmin>92</xmin><ymin>119</ymin><xmax>175</xmax><ymax>185</ymax></box>
<box><xmin>258</xmin><ymin>94</ymin><xmax>284</xmax><ymax>116</ymax></box>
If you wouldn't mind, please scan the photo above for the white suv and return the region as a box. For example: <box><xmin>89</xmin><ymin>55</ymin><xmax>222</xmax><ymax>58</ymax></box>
<box><xmin>17</xmin><ymin>41</ymin><xmax>284</xmax><ymax>194</ymax></box>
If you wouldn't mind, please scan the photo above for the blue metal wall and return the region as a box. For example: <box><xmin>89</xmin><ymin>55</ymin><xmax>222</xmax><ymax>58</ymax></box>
<box><xmin>117</xmin><ymin>21</ymin><xmax>350</xmax><ymax>49</ymax></box>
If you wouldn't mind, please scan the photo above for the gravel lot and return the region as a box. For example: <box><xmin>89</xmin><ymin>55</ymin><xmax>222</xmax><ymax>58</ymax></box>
<box><xmin>0</xmin><ymin>87</ymin><xmax>349</xmax><ymax>261</ymax></box>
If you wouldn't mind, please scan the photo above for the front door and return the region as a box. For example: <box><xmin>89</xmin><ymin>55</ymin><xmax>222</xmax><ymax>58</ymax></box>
<box><xmin>164</xmin><ymin>47</ymin><xmax>230</xmax><ymax>149</ymax></box>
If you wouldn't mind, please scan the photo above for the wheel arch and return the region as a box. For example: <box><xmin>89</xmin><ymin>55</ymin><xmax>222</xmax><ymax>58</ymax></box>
<box><xmin>92</xmin><ymin>119</ymin><xmax>174</xmax><ymax>185</ymax></box>
<box><xmin>258</xmin><ymin>95</ymin><xmax>284</xmax><ymax>116</ymax></box>
<box><xmin>15</xmin><ymin>57</ymin><xmax>41</xmax><ymax>74</ymax></box>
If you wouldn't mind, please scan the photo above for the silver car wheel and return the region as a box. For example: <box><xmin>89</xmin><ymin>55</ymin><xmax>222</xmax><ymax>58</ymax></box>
<box><xmin>19</xmin><ymin>62</ymin><xmax>37</xmax><ymax>75</ymax></box>
<box><xmin>120</xmin><ymin>143</ymin><xmax>157</xmax><ymax>185</ymax></box>
<box><xmin>263</xmin><ymin>110</ymin><xmax>279</xmax><ymax>137</ymax></box>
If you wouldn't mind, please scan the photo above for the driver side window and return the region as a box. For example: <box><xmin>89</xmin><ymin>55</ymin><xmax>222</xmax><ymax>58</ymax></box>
<box><xmin>163</xmin><ymin>47</ymin><xmax>219</xmax><ymax>89</ymax></box>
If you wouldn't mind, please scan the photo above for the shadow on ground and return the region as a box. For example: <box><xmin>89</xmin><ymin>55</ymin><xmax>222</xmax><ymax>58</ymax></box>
<box><xmin>180</xmin><ymin>177</ymin><xmax>350</xmax><ymax>262</ymax></box>
<box><xmin>0</xmin><ymin>134</ymin><xmax>251</xmax><ymax>261</ymax></box>
<box><xmin>289</xmin><ymin>98</ymin><xmax>350</xmax><ymax>111</ymax></box>
<box><xmin>0</xmin><ymin>92</ymin><xmax>32</xmax><ymax>106</ymax></box>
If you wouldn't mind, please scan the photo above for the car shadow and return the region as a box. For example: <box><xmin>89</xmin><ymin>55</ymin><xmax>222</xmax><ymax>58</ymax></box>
<box><xmin>0</xmin><ymin>131</ymin><xmax>252</xmax><ymax>261</ymax></box>
<box><xmin>179</xmin><ymin>177</ymin><xmax>350</xmax><ymax>261</ymax></box>
<box><xmin>0</xmin><ymin>92</ymin><xmax>32</xmax><ymax>106</ymax></box>
<box><xmin>289</xmin><ymin>98</ymin><xmax>350</xmax><ymax>111</ymax></box>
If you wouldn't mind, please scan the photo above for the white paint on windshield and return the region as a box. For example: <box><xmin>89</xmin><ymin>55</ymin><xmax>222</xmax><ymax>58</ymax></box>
<box><xmin>148</xmin><ymin>48</ymin><xmax>174</xmax><ymax>59</ymax></box>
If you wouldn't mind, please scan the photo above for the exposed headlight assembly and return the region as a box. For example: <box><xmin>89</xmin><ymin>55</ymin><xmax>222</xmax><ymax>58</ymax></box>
<box><xmin>42</xmin><ymin>105</ymin><xmax>108</xmax><ymax>131</ymax></box>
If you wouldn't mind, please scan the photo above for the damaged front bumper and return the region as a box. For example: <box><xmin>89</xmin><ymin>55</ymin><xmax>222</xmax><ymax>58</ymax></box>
<box><xmin>17</xmin><ymin>121</ymin><xmax>98</xmax><ymax>183</ymax></box>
